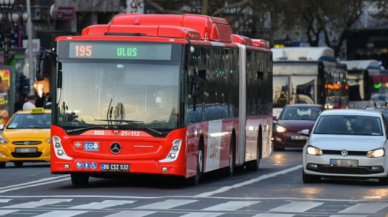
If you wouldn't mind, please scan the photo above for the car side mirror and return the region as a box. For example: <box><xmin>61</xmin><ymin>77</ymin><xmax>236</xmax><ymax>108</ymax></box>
<box><xmin>300</xmin><ymin>129</ymin><xmax>310</xmax><ymax>136</ymax></box>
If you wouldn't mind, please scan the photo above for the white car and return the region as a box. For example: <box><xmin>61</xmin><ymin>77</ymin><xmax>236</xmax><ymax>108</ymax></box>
<box><xmin>302</xmin><ymin>109</ymin><xmax>388</xmax><ymax>184</ymax></box>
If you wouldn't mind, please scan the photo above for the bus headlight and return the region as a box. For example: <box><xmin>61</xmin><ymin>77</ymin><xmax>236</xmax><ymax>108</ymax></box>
<box><xmin>367</xmin><ymin>148</ymin><xmax>385</xmax><ymax>158</ymax></box>
<box><xmin>160</xmin><ymin>139</ymin><xmax>182</xmax><ymax>163</ymax></box>
<box><xmin>306</xmin><ymin>145</ymin><xmax>322</xmax><ymax>156</ymax></box>
<box><xmin>52</xmin><ymin>136</ymin><xmax>72</xmax><ymax>160</ymax></box>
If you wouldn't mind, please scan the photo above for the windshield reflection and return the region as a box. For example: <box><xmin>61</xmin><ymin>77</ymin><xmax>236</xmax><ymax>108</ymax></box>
<box><xmin>57</xmin><ymin>62</ymin><xmax>180</xmax><ymax>131</ymax></box>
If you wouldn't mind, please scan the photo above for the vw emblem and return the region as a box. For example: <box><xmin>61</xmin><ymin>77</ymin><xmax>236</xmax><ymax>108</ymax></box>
<box><xmin>110</xmin><ymin>143</ymin><xmax>121</xmax><ymax>154</ymax></box>
<box><xmin>341</xmin><ymin>149</ymin><xmax>348</xmax><ymax>156</ymax></box>
<box><xmin>24</xmin><ymin>141</ymin><xmax>30</xmax><ymax>145</ymax></box>
<box><xmin>114</xmin><ymin>130</ymin><xmax>118</xmax><ymax>135</ymax></box>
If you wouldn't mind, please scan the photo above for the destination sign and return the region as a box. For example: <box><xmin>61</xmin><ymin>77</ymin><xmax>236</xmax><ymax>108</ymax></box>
<box><xmin>68</xmin><ymin>42</ymin><xmax>172</xmax><ymax>60</ymax></box>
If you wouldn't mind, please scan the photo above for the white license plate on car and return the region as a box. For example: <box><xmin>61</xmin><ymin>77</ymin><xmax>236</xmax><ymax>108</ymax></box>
<box><xmin>330</xmin><ymin>159</ymin><xmax>358</xmax><ymax>167</ymax></box>
<box><xmin>101</xmin><ymin>164</ymin><xmax>130</xmax><ymax>171</ymax></box>
<box><xmin>291</xmin><ymin>135</ymin><xmax>308</xmax><ymax>140</ymax></box>
<box><xmin>15</xmin><ymin>147</ymin><xmax>37</xmax><ymax>153</ymax></box>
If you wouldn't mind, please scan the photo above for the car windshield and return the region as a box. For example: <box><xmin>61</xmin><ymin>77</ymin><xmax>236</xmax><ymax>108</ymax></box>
<box><xmin>279</xmin><ymin>107</ymin><xmax>322</xmax><ymax>120</ymax></box>
<box><xmin>314</xmin><ymin>115</ymin><xmax>383</xmax><ymax>136</ymax></box>
<box><xmin>6</xmin><ymin>113</ymin><xmax>51</xmax><ymax>129</ymax></box>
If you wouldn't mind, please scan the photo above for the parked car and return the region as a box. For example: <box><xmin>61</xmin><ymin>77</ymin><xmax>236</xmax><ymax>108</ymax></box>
<box><xmin>0</xmin><ymin>108</ymin><xmax>51</xmax><ymax>168</ymax></box>
<box><xmin>364</xmin><ymin>106</ymin><xmax>388</xmax><ymax>122</ymax></box>
<box><xmin>273</xmin><ymin>104</ymin><xmax>323</xmax><ymax>151</ymax></box>
<box><xmin>302</xmin><ymin>109</ymin><xmax>388</xmax><ymax>184</ymax></box>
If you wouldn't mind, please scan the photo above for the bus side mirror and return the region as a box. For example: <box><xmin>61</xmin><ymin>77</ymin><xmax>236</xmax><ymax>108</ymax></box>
<box><xmin>190</xmin><ymin>69</ymin><xmax>206</xmax><ymax>98</ymax></box>
<box><xmin>191</xmin><ymin>75</ymin><xmax>201</xmax><ymax>98</ymax></box>
<box><xmin>36</xmin><ymin>48</ymin><xmax>53</xmax><ymax>81</ymax></box>
<box><xmin>57</xmin><ymin>62</ymin><xmax>62</xmax><ymax>89</ymax></box>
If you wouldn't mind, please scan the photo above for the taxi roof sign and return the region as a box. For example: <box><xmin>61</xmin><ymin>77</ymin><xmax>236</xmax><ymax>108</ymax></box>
<box><xmin>31</xmin><ymin>108</ymin><xmax>45</xmax><ymax>114</ymax></box>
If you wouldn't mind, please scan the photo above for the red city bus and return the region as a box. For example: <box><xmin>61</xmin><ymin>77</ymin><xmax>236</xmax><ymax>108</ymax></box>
<box><xmin>36</xmin><ymin>14</ymin><xmax>273</xmax><ymax>186</ymax></box>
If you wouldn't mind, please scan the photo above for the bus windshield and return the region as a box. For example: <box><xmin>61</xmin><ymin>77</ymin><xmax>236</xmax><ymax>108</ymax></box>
<box><xmin>56</xmin><ymin>61</ymin><xmax>181</xmax><ymax>131</ymax></box>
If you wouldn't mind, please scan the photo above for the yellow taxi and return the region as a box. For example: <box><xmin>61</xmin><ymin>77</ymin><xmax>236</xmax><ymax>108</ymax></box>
<box><xmin>0</xmin><ymin>108</ymin><xmax>51</xmax><ymax>168</ymax></box>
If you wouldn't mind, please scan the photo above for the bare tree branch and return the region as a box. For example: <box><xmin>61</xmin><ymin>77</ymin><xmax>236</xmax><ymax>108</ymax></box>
<box><xmin>211</xmin><ymin>0</ymin><xmax>250</xmax><ymax>17</ymax></box>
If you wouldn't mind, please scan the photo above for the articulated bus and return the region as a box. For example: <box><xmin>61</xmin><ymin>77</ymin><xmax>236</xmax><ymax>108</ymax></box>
<box><xmin>36</xmin><ymin>14</ymin><xmax>273</xmax><ymax>186</ymax></box>
<box><xmin>271</xmin><ymin>47</ymin><xmax>348</xmax><ymax>118</ymax></box>
<box><xmin>340</xmin><ymin>60</ymin><xmax>385</xmax><ymax>109</ymax></box>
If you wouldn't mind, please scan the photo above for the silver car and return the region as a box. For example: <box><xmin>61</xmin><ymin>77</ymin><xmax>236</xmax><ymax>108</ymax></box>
<box><xmin>302</xmin><ymin>109</ymin><xmax>388</xmax><ymax>184</ymax></box>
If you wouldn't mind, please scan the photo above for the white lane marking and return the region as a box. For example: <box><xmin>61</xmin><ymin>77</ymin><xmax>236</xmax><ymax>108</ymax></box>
<box><xmin>105</xmin><ymin>211</ymin><xmax>156</xmax><ymax>217</ymax></box>
<box><xmin>0</xmin><ymin>176</ymin><xmax>67</xmax><ymax>191</ymax></box>
<box><xmin>33</xmin><ymin>211</ymin><xmax>87</xmax><ymax>217</ymax></box>
<box><xmin>195</xmin><ymin>165</ymin><xmax>303</xmax><ymax>197</ymax></box>
<box><xmin>0</xmin><ymin>199</ymin><xmax>11</xmax><ymax>203</ymax></box>
<box><xmin>269</xmin><ymin>202</ymin><xmax>323</xmax><ymax>213</ymax></box>
<box><xmin>202</xmin><ymin>201</ymin><xmax>259</xmax><ymax>211</ymax></box>
<box><xmin>0</xmin><ymin>210</ymin><xmax>18</xmax><ymax>216</ymax></box>
<box><xmin>338</xmin><ymin>203</ymin><xmax>388</xmax><ymax>213</ymax></box>
<box><xmin>69</xmin><ymin>200</ymin><xmax>136</xmax><ymax>209</ymax></box>
<box><xmin>253</xmin><ymin>214</ymin><xmax>295</xmax><ymax>217</ymax></box>
<box><xmin>330</xmin><ymin>216</ymin><xmax>367</xmax><ymax>217</ymax></box>
<box><xmin>135</xmin><ymin>199</ymin><xmax>197</xmax><ymax>210</ymax></box>
<box><xmin>180</xmin><ymin>212</ymin><xmax>224</xmax><ymax>217</ymax></box>
<box><xmin>2</xmin><ymin>199</ymin><xmax>72</xmax><ymax>208</ymax></box>
<box><xmin>0</xmin><ymin>177</ymin><xmax>70</xmax><ymax>193</ymax></box>
<box><xmin>0</xmin><ymin>195</ymin><xmax>382</xmax><ymax>202</ymax></box>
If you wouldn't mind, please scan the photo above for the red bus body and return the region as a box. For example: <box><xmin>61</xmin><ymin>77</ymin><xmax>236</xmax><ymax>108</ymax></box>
<box><xmin>49</xmin><ymin>14</ymin><xmax>273</xmax><ymax>185</ymax></box>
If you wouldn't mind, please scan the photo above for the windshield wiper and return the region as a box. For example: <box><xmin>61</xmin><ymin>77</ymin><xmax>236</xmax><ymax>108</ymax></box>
<box><xmin>65</xmin><ymin>126</ymin><xmax>108</xmax><ymax>133</ymax></box>
<box><xmin>95</xmin><ymin>119</ymin><xmax>163</xmax><ymax>136</ymax></box>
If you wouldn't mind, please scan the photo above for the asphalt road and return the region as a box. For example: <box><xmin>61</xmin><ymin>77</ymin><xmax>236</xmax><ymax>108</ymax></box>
<box><xmin>1</xmin><ymin>148</ymin><xmax>388</xmax><ymax>217</ymax></box>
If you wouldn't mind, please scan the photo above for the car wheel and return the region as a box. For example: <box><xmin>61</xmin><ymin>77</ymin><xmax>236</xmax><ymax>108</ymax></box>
<box><xmin>71</xmin><ymin>174</ymin><xmax>89</xmax><ymax>186</ymax></box>
<box><xmin>0</xmin><ymin>162</ymin><xmax>5</xmax><ymax>168</ymax></box>
<box><xmin>14</xmin><ymin>162</ymin><xmax>23</xmax><ymax>167</ymax></box>
<box><xmin>379</xmin><ymin>176</ymin><xmax>388</xmax><ymax>185</ymax></box>
<box><xmin>303</xmin><ymin>171</ymin><xmax>315</xmax><ymax>183</ymax></box>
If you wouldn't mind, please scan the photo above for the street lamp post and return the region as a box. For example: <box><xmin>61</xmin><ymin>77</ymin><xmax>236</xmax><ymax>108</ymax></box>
<box><xmin>0</xmin><ymin>0</ymin><xmax>28</xmax><ymax>65</ymax></box>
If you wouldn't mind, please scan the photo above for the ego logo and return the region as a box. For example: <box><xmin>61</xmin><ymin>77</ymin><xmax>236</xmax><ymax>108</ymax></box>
<box><xmin>210</xmin><ymin>138</ymin><xmax>219</xmax><ymax>161</ymax></box>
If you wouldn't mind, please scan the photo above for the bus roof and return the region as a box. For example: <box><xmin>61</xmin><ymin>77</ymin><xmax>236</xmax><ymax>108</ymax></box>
<box><xmin>271</xmin><ymin>47</ymin><xmax>335</xmax><ymax>62</ymax></box>
<box><xmin>340</xmin><ymin>60</ymin><xmax>381</xmax><ymax>70</ymax></box>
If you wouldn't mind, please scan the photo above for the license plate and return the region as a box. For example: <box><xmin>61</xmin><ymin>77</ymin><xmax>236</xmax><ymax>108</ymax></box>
<box><xmin>101</xmin><ymin>164</ymin><xmax>130</xmax><ymax>171</ymax></box>
<box><xmin>330</xmin><ymin>159</ymin><xmax>358</xmax><ymax>167</ymax></box>
<box><xmin>15</xmin><ymin>147</ymin><xmax>38</xmax><ymax>153</ymax></box>
<box><xmin>291</xmin><ymin>135</ymin><xmax>308</xmax><ymax>140</ymax></box>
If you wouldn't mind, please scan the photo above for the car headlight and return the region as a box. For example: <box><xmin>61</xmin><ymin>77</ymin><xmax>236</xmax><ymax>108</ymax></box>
<box><xmin>276</xmin><ymin>125</ymin><xmax>287</xmax><ymax>133</ymax></box>
<box><xmin>367</xmin><ymin>148</ymin><xmax>385</xmax><ymax>158</ymax></box>
<box><xmin>306</xmin><ymin>145</ymin><xmax>322</xmax><ymax>156</ymax></box>
<box><xmin>0</xmin><ymin>135</ymin><xmax>8</xmax><ymax>144</ymax></box>
<box><xmin>46</xmin><ymin>138</ymin><xmax>51</xmax><ymax>144</ymax></box>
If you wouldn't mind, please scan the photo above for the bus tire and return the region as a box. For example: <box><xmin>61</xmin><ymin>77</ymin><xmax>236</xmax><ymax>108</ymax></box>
<box><xmin>14</xmin><ymin>162</ymin><xmax>23</xmax><ymax>167</ymax></box>
<box><xmin>71</xmin><ymin>174</ymin><xmax>89</xmax><ymax>186</ymax></box>
<box><xmin>225</xmin><ymin>135</ymin><xmax>235</xmax><ymax>177</ymax></box>
<box><xmin>0</xmin><ymin>162</ymin><xmax>5</xmax><ymax>168</ymax></box>
<box><xmin>189</xmin><ymin>140</ymin><xmax>204</xmax><ymax>186</ymax></box>
<box><xmin>247</xmin><ymin>131</ymin><xmax>262</xmax><ymax>171</ymax></box>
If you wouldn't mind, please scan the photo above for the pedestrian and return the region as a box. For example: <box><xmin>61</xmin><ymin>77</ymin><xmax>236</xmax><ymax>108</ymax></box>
<box><xmin>23</xmin><ymin>95</ymin><xmax>36</xmax><ymax>110</ymax></box>
<box><xmin>14</xmin><ymin>93</ymin><xmax>28</xmax><ymax>113</ymax></box>
<box><xmin>44</xmin><ymin>96</ymin><xmax>52</xmax><ymax>109</ymax></box>
<box><xmin>35</xmin><ymin>93</ymin><xmax>46</xmax><ymax>107</ymax></box>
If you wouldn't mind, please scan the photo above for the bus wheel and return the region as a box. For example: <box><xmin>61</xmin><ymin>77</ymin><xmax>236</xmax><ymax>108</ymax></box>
<box><xmin>14</xmin><ymin>162</ymin><xmax>23</xmax><ymax>167</ymax></box>
<box><xmin>71</xmin><ymin>174</ymin><xmax>89</xmax><ymax>186</ymax></box>
<box><xmin>225</xmin><ymin>137</ymin><xmax>235</xmax><ymax>177</ymax></box>
<box><xmin>0</xmin><ymin>162</ymin><xmax>5</xmax><ymax>168</ymax></box>
<box><xmin>247</xmin><ymin>134</ymin><xmax>261</xmax><ymax>171</ymax></box>
<box><xmin>189</xmin><ymin>144</ymin><xmax>204</xmax><ymax>186</ymax></box>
